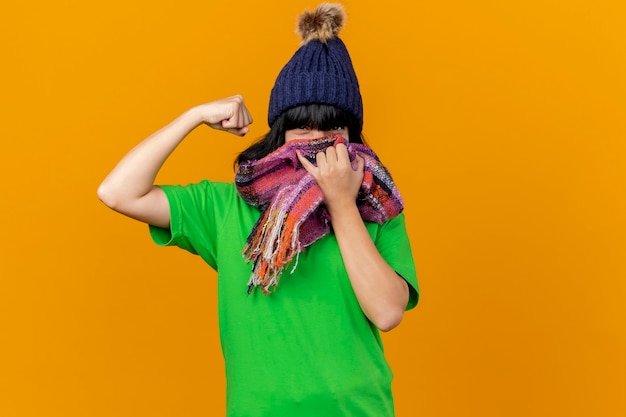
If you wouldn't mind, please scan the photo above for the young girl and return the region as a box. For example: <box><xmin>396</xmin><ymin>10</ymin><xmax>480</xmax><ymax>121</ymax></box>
<box><xmin>98</xmin><ymin>4</ymin><xmax>418</xmax><ymax>416</ymax></box>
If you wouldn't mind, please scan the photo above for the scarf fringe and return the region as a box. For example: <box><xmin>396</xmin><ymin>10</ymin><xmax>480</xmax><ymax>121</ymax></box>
<box><xmin>236</xmin><ymin>135</ymin><xmax>403</xmax><ymax>295</ymax></box>
<box><xmin>243</xmin><ymin>205</ymin><xmax>301</xmax><ymax>294</ymax></box>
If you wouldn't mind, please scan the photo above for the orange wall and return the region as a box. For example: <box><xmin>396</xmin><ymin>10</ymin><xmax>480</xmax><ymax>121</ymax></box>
<box><xmin>1</xmin><ymin>1</ymin><xmax>625</xmax><ymax>416</ymax></box>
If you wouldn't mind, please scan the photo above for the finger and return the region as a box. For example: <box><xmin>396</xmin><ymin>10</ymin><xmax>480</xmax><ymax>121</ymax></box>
<box><xmin>324</xmin><ymin>146</ymin><xmax>338</xmax><ymax>165</ymax></box>
<box><xmin>296</xmin><ymin>150</ymin><xmax>317</xmax><ymax>174</ymax></box>
<box><xmin>229</xmin><ymin>126</ymin><xmax>249</xmax><ymax>137</ymax></box>
<box><xmin>355</xmin><ymin>154</ymin><xmax>365</xmax><ymax>173</ymax></box>
<box><xmin>240</xmin><ymin>105</ymin><xmax>253</xmax><ymax>126</ymax></box>
<box><xmin>334</xmin><ymin>142</ymin><xmax>348</xmax><ymax>153</ymax></box>
<box><xmin>316</xmin><ymin>151</ymin><xmax>327</xmax><ymax>167</ymax></box>
<box><xmin>334</xmin><ymin>143</ymin><xmax>350</xmax><ymax>164</ymax></box>
<box><xmin>221</xmin><ymin>103</ymin><xmax>252</xmax><ymax>130</ymax></box>
<box><xmin>222</xmin><ymin>114</ymin><xmax>251</xmax><ymax>132</ymax></box>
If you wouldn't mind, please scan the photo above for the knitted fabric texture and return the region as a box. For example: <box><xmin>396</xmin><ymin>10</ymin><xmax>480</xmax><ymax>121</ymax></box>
<box><xmin>268</xmin><ymin>4</ymin><xmax>363</xmax><ymax>130</ymax></box>
<box><xmin>235</xmin><ymin>135</ymin><xmax>404</xmax><ymax>294</ymax></box>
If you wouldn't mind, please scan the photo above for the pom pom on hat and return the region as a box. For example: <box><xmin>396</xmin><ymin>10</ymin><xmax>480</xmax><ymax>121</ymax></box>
<box><xmin>297</xmin><ymin>3</ymin><xmax>346</xmax><ymax>45</ymax></box>
<box><xmin>268</xmin><ymin>3</ymin><xmax>363</xmax><ymax>130</ymax></box>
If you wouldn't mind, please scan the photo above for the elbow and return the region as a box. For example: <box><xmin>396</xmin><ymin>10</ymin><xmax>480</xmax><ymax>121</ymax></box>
<box><xmin>97</xmin><ymin>182</ymin><xmax>120</xmax><ymax>210</ymax></box>
<box><xmin>373</xmin><ymin>276</ymin><xmax>410</xmax><ymax>332</ymax></box>
<box><xmin>374</xmin><ymin>308</ymin><xmax>404</xmax><ymax>333</ymax></box>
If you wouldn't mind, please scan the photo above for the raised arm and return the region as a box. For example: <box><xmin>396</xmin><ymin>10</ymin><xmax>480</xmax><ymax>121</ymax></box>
<box><xmin>97</xmin><ymin>95</ymin><xmax>253</xmax><ymax>228</ymax></box>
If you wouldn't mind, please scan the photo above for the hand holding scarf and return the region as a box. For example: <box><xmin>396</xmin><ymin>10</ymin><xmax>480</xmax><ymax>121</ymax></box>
<box><xmin>235</xmin><ymin>135</ymin><xmax>404</xmax><ymax>294</ymax></box>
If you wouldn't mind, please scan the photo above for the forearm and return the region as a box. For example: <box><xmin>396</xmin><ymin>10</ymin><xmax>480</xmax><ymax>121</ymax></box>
<box><xmin>330</xmin><ymin>205</ymin><xmax>409</xmax><ymax>332</ymax></box>
<box><xmin>97</xmin><ymin>107</ymin><xmax>203</xmax><ymax>207</ymax></box>
<box><xmin>98</xmin><ymin>95</ymin><xmax>252</xmax><ymax>227</ymax></box>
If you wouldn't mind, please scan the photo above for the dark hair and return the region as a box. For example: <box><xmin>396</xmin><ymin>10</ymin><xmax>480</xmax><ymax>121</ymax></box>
<box><xmin>235</xmin><ymin>104</ymin><xmax>367</xmax><ymax>167</ymax></box>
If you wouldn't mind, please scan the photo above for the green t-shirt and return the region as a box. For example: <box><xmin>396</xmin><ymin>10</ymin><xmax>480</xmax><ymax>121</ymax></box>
<box><xmin>150</xmin><ymin>180</ymin><xmax>419</xmax><ymax>417</ymax></box>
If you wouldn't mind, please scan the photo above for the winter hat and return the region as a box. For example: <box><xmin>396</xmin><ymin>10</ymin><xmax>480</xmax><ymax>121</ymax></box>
<box><xmin>268</xmin><ymin>3</ymin><xmax>363</xmax><ymax>130</ymax></box>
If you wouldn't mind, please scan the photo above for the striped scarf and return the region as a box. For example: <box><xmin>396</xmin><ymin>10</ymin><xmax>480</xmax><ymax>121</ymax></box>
<box><xmin>235</xmin><ymin>135</ymin><xmax>404</xmax><ymax>294</ymax></box>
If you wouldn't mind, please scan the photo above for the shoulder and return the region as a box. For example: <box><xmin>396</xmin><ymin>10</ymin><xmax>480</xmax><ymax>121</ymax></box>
<box><xmin>161</xmin><ymin>179</ymin><xmax>259</xmax><ymax>222</ymax></box>
<box><xmin>159</xmin><ymin>179</ymin><xmax>237</xmax><ymax>201</ymax></box>
<box><xmin>364</xmin><ymin>213</ymin><xmax>409</xmax><ymax>239</ymax></box>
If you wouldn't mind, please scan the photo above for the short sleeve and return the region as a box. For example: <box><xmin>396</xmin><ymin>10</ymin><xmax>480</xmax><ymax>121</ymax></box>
<box><xmin>148</xmin><ymin>181</ymin><xmax>227</xmax><ymax>270</ymax></box>
<box><xmin>374</xmin><ymin>213</ymin><xmax>420</xmax><ymax>310</ymax></box>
